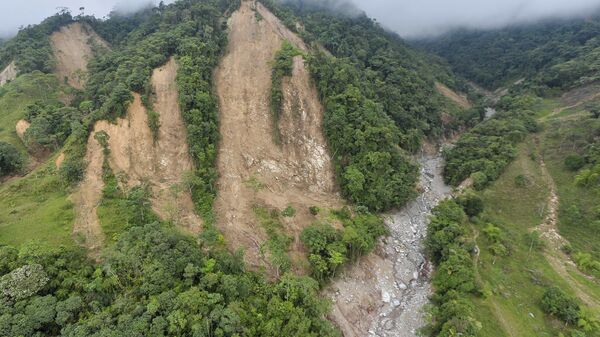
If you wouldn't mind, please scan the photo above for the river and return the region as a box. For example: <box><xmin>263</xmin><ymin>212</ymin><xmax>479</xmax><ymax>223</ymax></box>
<box><xmin>327</xmin><ymin>150</ymin><xmax>453</xmax><ymax>337</ymax></box>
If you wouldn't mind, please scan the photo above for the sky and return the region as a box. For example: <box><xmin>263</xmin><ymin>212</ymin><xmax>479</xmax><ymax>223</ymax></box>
<box><xmin>2</xmin><ymin>0</ymin><xmax>600</xmax><ymax>38</ymax></box>
<box><xmin>0</xmin><ymin>0</ymin><xmax>170</xmax><ymax>37</ymax></box>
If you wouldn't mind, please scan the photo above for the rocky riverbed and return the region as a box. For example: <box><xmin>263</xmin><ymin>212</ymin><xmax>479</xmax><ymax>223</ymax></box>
<box><xmin>326</xmin><ymin>151</ymin><xmax>453</xmax><ymax>337</ymax></box>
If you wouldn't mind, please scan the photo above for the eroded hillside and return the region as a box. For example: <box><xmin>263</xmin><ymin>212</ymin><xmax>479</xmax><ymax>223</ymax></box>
<box><xmin>73</xmin><ymin>58</ymin><xmax>200</xmax><ymax>254</ymax></box>
<box><xmin>214</xmin><ymin>0</ymin><xmax>342</xmax><ymax>270</ymax></box>
<box><xmin>0</xmin><ymin>61</ymin><xmax>16</xmax><ymax>86</ymax></box>
<box><xmin>50</xmin><ymin>22</ymin><xmax>108</xmax><ymax>89</ymax></box>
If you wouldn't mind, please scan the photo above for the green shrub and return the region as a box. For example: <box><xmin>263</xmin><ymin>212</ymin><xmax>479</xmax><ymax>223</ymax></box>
<box><xmin>282</xmin><ymin>205</ymin><xmax>296</xmax><ymax>217</ymax></box>
<box><xmin>424</xmin><ymin>199</ymin><xmax>481</xmax><ymax>336</ymax></box>
<box><xmin>271</xmin><ymin>41</ymin><xmax>301</xmax><ymax>143</ymax></box>
<box><xmin>471</xmin><ymin>171</ymin><xmax>488</xmax><ymax>191</ymax></box>
<box><xmin>457</xmin><ymin>190</ymin><xmax>484</xmax><ymax>217</ymax></box>
<box><xmin>514</xmin><ymin>174</ymin><xmax>531</xmax><ymax>187</ymax></box>
<box><xmin>309</xmin><ymin>206</ymin><xmax>320</xmax><ymax>215</ymax></box>
<box><xmin>0</xmin><ymin>141</ymin><xmax>24</xmax><ymax>177</ymax></box>
<box><xmin>565</xmin><ymin>154</ymin><xmax>585</xmax><ymax>171</ymax></box>
<box><xmin>301</xmin><ymin>210</ymin><xmax>386</xmax><ymax>282</ymax></box>
<box><xmin>541</xmin><ymin>287</ymin><xmax>581</xmax><ymax>324</ymax></box>
<box><xmin>23</xmin><ymin>101</ymin><xmax>81</xmax><ymax>151</ymax></box>
<box><xmin>525</xmin><ymin>231</ymin><xmax>546</xmax><ymax>251</ymax></box>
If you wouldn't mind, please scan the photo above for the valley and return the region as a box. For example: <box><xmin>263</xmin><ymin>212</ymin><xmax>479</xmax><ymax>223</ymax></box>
<box><xmin>0</xmin><ymin>0</ymin><xmax>600</xmax><ymax>337</ymax></box>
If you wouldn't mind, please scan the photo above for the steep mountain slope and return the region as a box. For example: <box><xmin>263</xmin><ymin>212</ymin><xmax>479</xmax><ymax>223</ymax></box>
<box><xmin>214</xmin><ymin>1</ymin><xmax>341</xmax><ymax>270</ymax></box>
<box><xmin>74</xmin><ymin>58</ymin><xmax>201</xmax><ymax>254</ymax></box>
<box><xmin>50</xmin><ymin>22</ymin><xmax>109</xmax><ymax>89</ymax></box>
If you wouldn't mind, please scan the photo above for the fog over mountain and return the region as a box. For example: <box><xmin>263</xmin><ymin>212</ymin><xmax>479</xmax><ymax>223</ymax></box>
<box><xmin>352</xmin><ymin>0</ymin><xmax>600</xmax><ymax>37</ymax></box>
<box><xmin>2</xmin><ymin>0</ymin><xmax>600</xmax><ymax>38</ymax></box>
<box><xmin>0</xmin><ymin>0</ymin><xmax>173</xmax><ymax>37</ymax></box>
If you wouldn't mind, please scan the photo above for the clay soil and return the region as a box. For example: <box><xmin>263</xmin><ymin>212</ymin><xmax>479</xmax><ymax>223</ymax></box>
<box><xmin>213</xmin><ymin>0</ymin><xmax>342</xmax><ymax>270</ymax></box>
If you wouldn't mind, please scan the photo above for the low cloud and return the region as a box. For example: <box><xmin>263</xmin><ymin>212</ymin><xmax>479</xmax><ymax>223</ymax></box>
<box><xmin>351</xmin><ymin>0</ymin><xmax>600</xmax><ymax>38</ymax></box>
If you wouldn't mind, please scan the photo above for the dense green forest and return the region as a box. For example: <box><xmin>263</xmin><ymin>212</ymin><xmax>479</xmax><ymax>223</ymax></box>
<box><xmin>443</xmin><ymin>95</ymin><xmax>539</xmax><ymax>188</ymax></box>
<box><xmin>418</xmin><ymin>14</ymin><xmax>600</xmax><ymax>92</ymax></box>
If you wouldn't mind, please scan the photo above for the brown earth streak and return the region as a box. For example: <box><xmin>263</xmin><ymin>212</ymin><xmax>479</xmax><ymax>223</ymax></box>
<box><xmin>71</xmin><ymin>129</ymin><xmax>106</xmax><ymax>257</ymax></box>
<box><xmin>0</xmin><ymin>61</ymin><xmax>17</xmax><ymax>86</ymax></box>
<box><xmin>73</xmin><ymin>57</ymin><xmax>201</xmax><ymax>254</ymax></box>
<box><xmin>214</xmin><ymin>0</ymin><xmax>342</xmax><ymax>271</ymax></box>
<box><xmin>15</xmin><ymin>119</ymin><xmax>30</xmax><ymax>142</ymax></box>
<box><xmin>50</xmin><ymin>23</ymin><xmax>108</xmax><ymax>89</ymax></box>
<box><xmin>55</xmin><ymin>152</ymin><xmax>65</xmax><ymax>169</ymax></box>
<box><xmin>435</xmin><ymin>82</ymin><xmax>472</xmax><ymax>109</ymax></box>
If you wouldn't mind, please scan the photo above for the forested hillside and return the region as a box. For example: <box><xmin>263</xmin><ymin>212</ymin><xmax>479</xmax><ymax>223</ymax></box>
<box><xmin>418</xmin><ymin>14</ymin><xmax>600</xmax><ymax>92</ymax></box>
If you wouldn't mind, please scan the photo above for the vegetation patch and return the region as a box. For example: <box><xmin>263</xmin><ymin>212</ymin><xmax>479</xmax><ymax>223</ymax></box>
<box><xmin>270</xmin><ymin>40</ymin><xmax>301</xmax><ymax>144</ymax></box>
<box><xmin>444</xmin><ymin>95</ymin><xmax>540</xmax><ymax>188</ymax></box>
<box><xmin>253</xmin><ymin>205</ymin><xmax>293</xmax><ymax>276</ymax></box>
<box><xmin>422</xmin><ymin>199</ymin><xmax>481</xmax><ymax>337</ymax></box>
<box><xmin>301</xmin><ymin>208</ymin><xmax>387</xmax><ymax>283</ymax></box>
<box><xmin>0</xmin><ymin>164</ymin><xmax>74</xmax><ymax>248</ymax></box>
<box><xmin>0</xmin><ymin>221</ymin><xmax>340</xmax><ymax>336</ymax></box>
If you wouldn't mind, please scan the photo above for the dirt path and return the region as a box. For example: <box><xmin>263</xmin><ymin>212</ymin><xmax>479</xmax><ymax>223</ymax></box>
<box><xmin>543</xmin><ymin>84</ymin><xmax>600</xmax><ymax>122</ymax></box>
<box><xmin>73</xmin><ymin>58</ymin><xmax>201</xmax><ymax>254</ymax></box>
<box><xmin>327</xmin><ymin>153</ymin><xmax>452</xmax><ymax>337</ymax></box>
<box><xmin>213</xmin><ymin>0</ymin><xmax>341</xmax><ymax>270</ymax></box>
<box><xmin>0</xmin><ymin>61</ymin><xmax>17</xmax><ymax>86</ymax></box>
<box><xmin>50</xmin><ymin>23</ymin><xmax>108</xmax><ymax>89</ymax></box>
<box><xmin>533</xmin><ymin>136</ymin><xmax>600</xmax><ymax>310</ymax></box>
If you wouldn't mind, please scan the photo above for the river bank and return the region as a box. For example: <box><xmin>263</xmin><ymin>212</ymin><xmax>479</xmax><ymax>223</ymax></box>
<box><xmin>326</xmin><ymin>150</ymin><xmax>453</xmax><ymax>337</ymax></box>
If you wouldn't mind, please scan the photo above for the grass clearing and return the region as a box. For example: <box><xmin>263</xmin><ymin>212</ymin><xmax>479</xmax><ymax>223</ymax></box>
<box><xmin>0</xmin><ymin>162</ymin><xmax>74</xmax><ymax>248</ymax></box>
<box><xmin>540</xmin><ymin>116</ymin><xmax>600</xmax><ymax>259</ymax></box>
<box><xmin>472</xmin><ymin>138</ymin><xmax>579</xmax><ymax>336</ymax></box>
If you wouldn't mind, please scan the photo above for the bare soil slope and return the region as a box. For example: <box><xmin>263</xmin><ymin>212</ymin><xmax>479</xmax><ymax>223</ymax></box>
<box><xmin>73</xmin><ymin>58</ymin><xmax>200</xmax><ymax>254</ymax></box>
<box><xmin>50</xmin><ymin>23</ymin><xmax>108</xmax><ymax>89</ymax></box>
<box><xmin>435</xmin><ymin>82</ymin><xmax>472</xmax><ymax>109</ymax></box>
<box><xmin>0</xmin><ymin>62</ymin><xmax>17</xmax><ymax>86</ymax></box>
<box><xmin>214</xmin><ymin>0</ymin><xmax>341</xmax><ymax>269</ymax></box>
<box><xmin>71</xmin><ymin>130</ymin><xmax>105</xmax><ymax>256</ymax></box>
<box><xmin>15</xmin><ymin>119</ymin><xmax>30</xmax><ymax>142</ymax></box>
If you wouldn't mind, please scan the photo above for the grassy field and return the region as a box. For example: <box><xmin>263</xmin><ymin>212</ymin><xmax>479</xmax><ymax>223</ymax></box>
<box><xmin>474</xmin><ymin>139</ymin><xmax>566</xmax><ymax>336</ymax></box>
<box><xmin>0</xmin><ymin>72</ymin><xmax>75</xmax><ymax>248</ymax></box>
<box><xmin>471</xmin><ymin>137</ymin><xmax>590</xmax><ymax>336</ymax></box>
<box><xmin>467</xmin><ymin>91</ymin><xmax>600</xmax><ymax>335</ymax></box>
<box><xmin>540</xmin><ymin>114</ymin><xmax>600</xmax><ymax>259</ymax></box>
<box><xmin>0</xmin><ymin>160</ymin><xmax>74</xmax><ymax>248</ymax></box>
